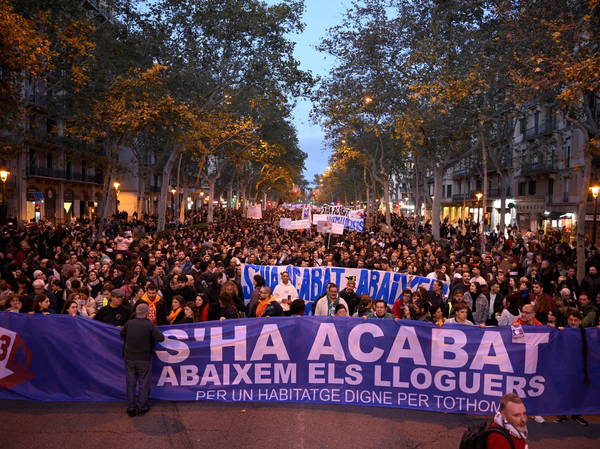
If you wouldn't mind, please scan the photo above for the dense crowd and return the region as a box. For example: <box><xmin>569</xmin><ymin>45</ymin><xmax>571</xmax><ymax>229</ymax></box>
<box><xmin>1</xmin><ymin>210</ymin><xmax>599</xmax><ymax>332</ymax></box>
<box><xmin>2</xmin><ymin>209</ymin><xmax>598</xmax><ymax>424</ymax></box>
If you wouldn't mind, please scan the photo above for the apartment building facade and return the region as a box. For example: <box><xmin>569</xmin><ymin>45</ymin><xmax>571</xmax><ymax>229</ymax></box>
<box><xmin>438</xmin><ymin>94</ymin><xmax>600</xmax><ymax>237</ymax></box>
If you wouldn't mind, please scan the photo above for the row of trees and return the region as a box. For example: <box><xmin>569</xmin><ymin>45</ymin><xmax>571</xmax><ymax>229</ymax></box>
<box><xmin>0</xmin><ymin>0</ymin><xmax>312</xmax><ymax>230</ymax></box>
<box><xmin>312</xmin><ymin>0</ymin><xmax>600</xmax><ymax>280</ymax></box>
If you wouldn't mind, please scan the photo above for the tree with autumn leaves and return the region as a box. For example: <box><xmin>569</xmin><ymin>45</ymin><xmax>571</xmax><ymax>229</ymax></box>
<box><xmin>2</xmin><ymin>0</ymin><xmax>311</xmax><ymax>230</ymax></box>
<box><xmin>315</xmin><ymin>0</ymin><xmax>599</xmax><ymax>277</ymax></box>
<box><xmin>506</xmin><ymin>0</ymin><xmax>600</xmax><ymax>279</ymax></box>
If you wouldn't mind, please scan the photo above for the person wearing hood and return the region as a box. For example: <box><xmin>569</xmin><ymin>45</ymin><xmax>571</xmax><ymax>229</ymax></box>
<box><xmin>254</xmin><ymin>286</ymin><xmax>283</xmax><ymax>317</ymax></box>
<box><xmin>135</xmin><ymin>283</ymin><xmax>167</xmax><ymax>325</ymax></box>
<box><xmin>487</xmin><ymin>393</ymin><xmax>529</xmax><ymax>449</ymax></box>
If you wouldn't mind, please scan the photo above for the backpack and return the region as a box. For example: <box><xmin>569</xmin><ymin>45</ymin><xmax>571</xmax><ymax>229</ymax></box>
<box><xmin>459</xmin><ymin>422</ymin><xmax>515</xmax><ymax>449</ymax></box>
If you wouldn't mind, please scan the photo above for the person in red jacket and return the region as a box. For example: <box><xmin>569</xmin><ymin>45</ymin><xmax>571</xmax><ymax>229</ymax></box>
<box><xmin>487</xmin><ymin>393</ymin><xmax>529</xmax><ymax>449</ymax></box>
<box><xmin>511</xmin><ymin>303</ymin><xmax>545</xmax><ymax>424</ymax></box>
<box><xmin>512</xmin><ymin>303</ymin><xmax>542</xmax><ymax>326</ymax></box>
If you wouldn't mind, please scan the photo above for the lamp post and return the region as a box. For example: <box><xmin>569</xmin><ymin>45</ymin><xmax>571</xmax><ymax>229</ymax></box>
<box><xmin>170</xmin><ymin>187</ymin><xmax>176</xmax><ymax>221</ymax></box>
<box><xmin>591</xmin><ymin>185</ymin><xmax>600</xmax><ymax>246</ymax></box>
<box><xmin>113</xmin><ymin>181</ymin><xmax>120</xmax><ymax>215</ymax></box>
<box><xmin>0</xmin><ymin>168</ymin><xmax>10</xmax><ymax>224</ymax></box>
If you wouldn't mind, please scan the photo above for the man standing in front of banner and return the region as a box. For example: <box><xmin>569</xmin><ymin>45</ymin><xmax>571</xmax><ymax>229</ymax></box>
<box><xmin>314</xmin><ymin>283</ymin><xmax>349</xmax><ymax>316</ymax></box>
<box><xmin>121</xmin><ymin>303</ymin><xmax>165</xmax><ymax>417</ymax></box>
<box><xmin>272</xmin><ymin>271</ymin><xmax>299</xmax><ymax>312</ymax></box>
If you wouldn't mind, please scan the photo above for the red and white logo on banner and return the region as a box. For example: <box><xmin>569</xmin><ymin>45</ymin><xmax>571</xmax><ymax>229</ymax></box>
<box><xmin>0</xmin><ymin>327</ymin><xmax>34</xmax><ymax>389</ymax></box>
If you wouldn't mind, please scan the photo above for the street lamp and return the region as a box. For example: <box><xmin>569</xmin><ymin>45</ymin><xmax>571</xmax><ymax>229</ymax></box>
<box><xmin>363</xmin><ymin>96</ymin><xmax>373</xmax><ymax>105</ymax></box>
<box><xmin>113</xmin><ymin>180</ymin><xmax>120</xmax><ymax>215</ymax></box>
<box><xmin>590</xmin><ymin>185</ymin><xmax>600</xmax><ymax>246</ymax></box>
<box><xmin>475</xmin><ymin>192</ymin><xmax>483</xmax><ymax>224</ymax></box>
<box><xmin>0</xmin><ymin>168</ymin><xmax>10</xmax><ymax>224</ymax></box>
<box><xmin>170</xmin><ymin>187</ymin><xmax>176</xmax><ymax>220</ymax></box>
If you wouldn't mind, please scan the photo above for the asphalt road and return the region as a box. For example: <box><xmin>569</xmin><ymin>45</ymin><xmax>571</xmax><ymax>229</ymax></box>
<box><xmin>1</xmin><ymin>400</ymin><xmax>598</xmax><ymax>449</ymax></box>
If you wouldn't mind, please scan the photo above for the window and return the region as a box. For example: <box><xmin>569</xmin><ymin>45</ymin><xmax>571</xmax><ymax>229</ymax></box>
<box><xmin>46</xmin><ymin>119</ymin><xmax>57</xmax><ymax>136</ymax></box>
<box><xmin>519</xmin><ymin>118</ymin><xmax>526</xmax><ymax>134</ymax></box>
<box><xmin>566</xmin><ymin>142</ymin><xmax>571</xmax><ymax>168</ymax></box>
<box><xmin>66</xmin><ymin>160</ymin><xmax>72</xmax><ymax>179</ymax></box>
<box><xmin>534</xmin><ymin>111</ymin><xmax>540</xmax><ymax>134</ymax></box>
<box><xmin>518</xmin><ymin>182</ymin><xmax>526</xmax><ymax>196</ymax></box>
<box><xmin>82</xmin><ymin>160</ymin><xmax>87</xmax><ymax>179</ymax></box>
<box><xmin>528</xmin><ymin>180</ymin><xmax>536</xmax><ymax>195</ymax></box>
<box><xmin>547</xmin><ymin>106</ymin><xmax>555</xmax><ymax>131</ymax></box>
<box><xmin>446</xmin><ymin>184</ymin><xmax>452</xmax><ymax>198</ymax></box>
<box><xmin>548</xmin><ymin>179</ymin><xmax>554</xmax><ymax>196</ymax></box>
<box><xmin>46</xmin><ymin>153</ymin><xmax>53</xmax><ymax>169</ymax></box>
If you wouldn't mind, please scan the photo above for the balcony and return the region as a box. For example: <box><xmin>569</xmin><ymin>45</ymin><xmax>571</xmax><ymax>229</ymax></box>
<box><xmin>451</xmin><ymin>166</ymin><xmax>480</xmax><ymax>179</ymax></box>
<box><xmin>520</xmin><ymin>121</ymin><xmax>556</xmax><ymax>142</ymax></box>
<box><xmin>452</xmin><ymin>193</ymin><xmax>472</xmax><ymax>201</ymax></box>
<box><xmin>519</xmin><ymin>160</ymin><xmax>558</xmax><ymax>176</ymax></box>
<box><xmin>27</xmin><ymin>166</ymin><xmax>103</xmax><ymax>184</ymax></box>
<box><xmin>27</xmin><ymin>90</ymin><xmax>46</xmax><ymax>108</ymax></box>
<box><xmin>69</xmin><ymin>172</ymin><xmax>104</xmax><ymax>184</ymax></box>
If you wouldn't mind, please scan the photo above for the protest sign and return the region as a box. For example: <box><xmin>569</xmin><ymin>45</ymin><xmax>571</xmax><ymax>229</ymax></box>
<box><xmin>290</xmin><ymin>219</ymin><xmax>311</xmax><ymax>230</ymax></box>
<box><xmin>316</xmin><ymin>220</ymin><xmax>332</xmax><ymax>233</ymax></box>
<box><xmin>331</xmin><ymin>223</ymin><xmax>344</xmax><ymax>235</ymax></box>
<box><xmin>1</xmin><ymin>313</ymin><xmax>599</xmax><ymax>417</ymax></box>
<box><xmin>314</xmin><ymin>206</ymin><xmax>364</xmax><ymax>232</ymax></box>
<box><xmin>247</xmin><ymin>205</ymin><xmax>262</xmax><ymax>219</ymax></box>
<box><xmin>240</xmin><ymin>264</ymin><xmax>450</xmax><ymax>302</ymax></box>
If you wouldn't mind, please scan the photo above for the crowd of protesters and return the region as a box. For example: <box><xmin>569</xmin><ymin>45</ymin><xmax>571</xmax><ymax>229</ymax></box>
<box><xmin>1</xmin><ymin>209</ymin><xmax>599</xmax><ymax>420</ymax></box>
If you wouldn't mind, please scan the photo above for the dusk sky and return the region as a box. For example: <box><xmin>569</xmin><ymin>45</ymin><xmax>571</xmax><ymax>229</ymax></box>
<box><xmin>267</xmin><ymin>0</ymin><xmax>351</xmax><ymax>184</ymax></box>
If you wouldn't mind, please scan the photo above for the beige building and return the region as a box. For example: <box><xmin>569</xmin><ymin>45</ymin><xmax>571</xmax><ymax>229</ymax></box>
<box><xmin>438</xmin><ymin>95</ymin><xmax>600</xmax><ymax>237</ymax></box>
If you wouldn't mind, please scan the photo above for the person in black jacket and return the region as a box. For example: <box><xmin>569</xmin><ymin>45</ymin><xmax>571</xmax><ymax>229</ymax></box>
<box><xmin>94</xmin><ymin>289</ymin><xmax>130</xmax><ymax>327</ymax></box>
<box><xmin>120</xmin><ymin>303</ymin><xmax>164</xmax><ymax>417</ymax></box>
<box><xmin>340</xmin><ymin>278</ymin><xmax>359</xmax><ymax>316</ymax></box>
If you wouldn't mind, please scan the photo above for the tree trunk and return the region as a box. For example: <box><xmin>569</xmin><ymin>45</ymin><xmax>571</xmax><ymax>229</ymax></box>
<box><xmin>363</xmin><ymin>166</ymin><xmax>372</xmax><ymax>227</ymax></box>
<box><xmin>174</xmin><ymin>153</ymin><xmax>183</xmax><ymax>222</ymax></box>
<box><xmin>432</xmin><ymin>165</ymin><xmax>444</xmax><ymax>240</ymax></box>
<box><xmin>207</xmin><ymin>179</ymin><xmax>216</xmax><ymax>223</ymax></box>
<box><xmin>136</xmin><ymin>160</ymin><xmax>146</xmax><ymax>217</ymax></box>
<box><xmin>414</xmin><ymin>164</ymin><xmax>421</xmax><ymax>231</ymax></box>
<box><xmin>226</xmin><ymin>178</ymin><xmax>234</xmax><ymax>217</ymax></box>
<box><xmin>577</xmin><ymin>150</ymin><xmax>592</xmax><ymax>282</ymax></box>
<box><xmin>382</xmin><ymin>176</ymin><xmax>391</xmax><ymax>228</ymax></box>
<box><xmin>239</xmin><ymin>183</ymin><xmax>247</xmax><ymax>210</ymax></box>
<box><xmin>100</xmin><ymin>169</ymin><xmax>114</xmax><ymax>221</ymax></box>
<box><xmin>499</xmin><ymin>173</ymin><xmax>507</xmax><ymax>235</ymax></box>
<box><xmin>157</xmin><ymin>149</ymin><xmax>180</xmax><ymax>232</ymax></box>
<box><xmin>479</xmin><ymin>124</ymin><xmax>488</xmax><ymax>253</ymax></box>
<box><xmin>179</xmin><ymin>186</ymin><xmax>187</xmax><ymax>224</ymax></box>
